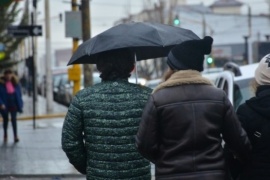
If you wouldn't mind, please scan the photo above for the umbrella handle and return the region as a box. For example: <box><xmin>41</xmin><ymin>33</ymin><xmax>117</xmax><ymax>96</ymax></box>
<box><xmin>135</xmin><ymin>54</ymin><xmax>138</xmax><ymax>84</ymax></box>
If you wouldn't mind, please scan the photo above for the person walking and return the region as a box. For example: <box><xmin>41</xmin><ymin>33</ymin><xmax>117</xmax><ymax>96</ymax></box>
<box><xmin>0</xmin><ymin>69</ymin><xmax>23</xmax><ymax>143</ymax></box>
<box><xmin>236</xmin><ymin>53</ymin><xmax>270</xmax><ymax>180</ymax></box>
<box><xmin>136</xmin><ymin>36</ymin><xmax>251</xmax><ymax>180</ymax></box>
<box><xmin>62</xmin><ymin>49</ymin><xmax>152</xmax><ymax>180</ymax></box>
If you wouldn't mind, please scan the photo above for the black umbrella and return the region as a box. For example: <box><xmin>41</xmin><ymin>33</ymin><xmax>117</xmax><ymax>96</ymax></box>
<box><xmin>67</xmin><ymin>21</ymin><xmax>200</xmax><ymax>65</ymax></box>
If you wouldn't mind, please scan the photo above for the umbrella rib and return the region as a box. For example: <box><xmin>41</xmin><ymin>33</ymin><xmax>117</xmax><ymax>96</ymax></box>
<box><xmin>155</xmin><ymin>28</ymin><xmax>165</xmax><ymax>46</ymax></box>
<box><xmin>89</xmin><ymin>37</ymin><xmax>98</xmax><ymax>55</ymax></box>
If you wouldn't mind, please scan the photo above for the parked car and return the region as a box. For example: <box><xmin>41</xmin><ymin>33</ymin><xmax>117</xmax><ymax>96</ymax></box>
<box><xmin>56</xmin><ymin>72</ymin><xmax>101</xmax><ymax>106</ymax></box>
<box><xmin>52</xmin><ymin>67</ymin><xmax>68</xmax><ymax>101</ymax></box>
<box><xmin>214</xmin><ymin>62</ymin><xmax>258</xmax><ymax>110</ymax></box>
<box><xmin>55</xmin><ymin>74</ymin><xmax>71</xmax><ymax>106</ymax></box>
<box><xmin>37</xmin><ymin>67</ymin><xmax>68</xmax><ymax>99</ymax></box>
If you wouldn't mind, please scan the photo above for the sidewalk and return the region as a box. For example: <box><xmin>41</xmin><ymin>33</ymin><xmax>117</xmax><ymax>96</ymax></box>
<box><xmin>0</xmin><ymin>118</ymin><xmax>85</xmax><ymax>179</ymax></box>
<box><xmin>18</xmin><ymin>95</ymin><xmax>68</xmax><ymax>120</ymax></box>
<box><xmin>0</xmin><ymin>95</ymin><xmax>82</xmax><ymax>179</ymax></box>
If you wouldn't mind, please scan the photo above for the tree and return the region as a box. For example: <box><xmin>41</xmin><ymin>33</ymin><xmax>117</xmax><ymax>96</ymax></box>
<box><xmin>135</xmin><ymin>0</ymin><xmax>179</xmax><ymax>80</ymax></box>
<box><xmin>0</xmin><ymin>0</ymin><xmax>28</xmax><ymax>68</ymax></box>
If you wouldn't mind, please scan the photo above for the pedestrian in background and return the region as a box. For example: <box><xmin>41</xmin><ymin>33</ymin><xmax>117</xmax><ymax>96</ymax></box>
<box><xmin>62</xmin><ymin>49</ymin><xmax>152</xmax><ymax>180</ymax></box>
<box><xmin>0</xmin><ymin>69</ymin><xmax>23</xmax><ymax>143</ymax></box>
<box><xmin>236</xmin><ymin>53</ymin><xmax>270</xmax><ymax>180</ymax></box>
<box><xmin>19</xmin><ymin>73</ymin><xmax>27</xmax><ymax>94</ymax></box>
<box><xmin>136</xmin><ymin>36</ymin><xmax>251</xmax><ymax>180</ymax></box>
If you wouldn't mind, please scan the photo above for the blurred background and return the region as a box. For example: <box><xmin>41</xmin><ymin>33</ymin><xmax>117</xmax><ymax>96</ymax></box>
<box><xmin>1</xmin><ymin>0</ymin><xmax>270</xmax><ymax>110</ymax></box>
<box><xmin>0</xmin><ymin>1</ymin><xmax>269</xmax><ymax>179</ymax></box>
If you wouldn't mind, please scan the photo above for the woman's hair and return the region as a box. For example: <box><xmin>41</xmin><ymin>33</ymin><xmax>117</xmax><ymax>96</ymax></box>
<box><xmin>96</xmin><ymin>49</ymin><xmax>135</xmax><ymax>81</ymax></box>
<box><xmin>250</xmin><ymin>78</ymin><xmax>259</xmax><ymax>94</ymax></box>
<box><xmin>163</xmin><ymin>67</ymin><xmax>175</xmax><ymax>81</ymax></box>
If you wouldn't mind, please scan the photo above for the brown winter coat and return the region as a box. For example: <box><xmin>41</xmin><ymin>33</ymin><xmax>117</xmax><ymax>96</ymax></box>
<box><xmin>136</xmin><ymin>70</ymin><xmax>251</xmax><ymax>180</ymax></box>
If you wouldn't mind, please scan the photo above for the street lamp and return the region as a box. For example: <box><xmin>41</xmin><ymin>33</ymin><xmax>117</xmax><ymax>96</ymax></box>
<box><xmin>247</xmin><ymin>4</ymin><xmax>252</xmax><ymax>64</ymax></box>
<box><xmin>243</xmin><ymin>35</ymin><xmax>249</xmax><ymax>64</ymax></box>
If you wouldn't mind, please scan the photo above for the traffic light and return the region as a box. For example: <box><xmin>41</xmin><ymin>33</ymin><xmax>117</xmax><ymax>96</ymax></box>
<box><xmin>207</xmin><ymin>56</ymin><xmax>213</xmax><ymax>64</ymax></box>
<box><xmin>173</xmin><ymin>15</ymin><xmax>180</xmax><ymax>26</ymax></box>
<box><xmin>206</xmin><ymin>55</ymin><xmax>215</xmax><ymax>67</ymax></box>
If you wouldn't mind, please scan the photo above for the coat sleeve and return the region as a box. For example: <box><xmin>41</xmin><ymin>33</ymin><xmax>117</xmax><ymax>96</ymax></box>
<box><xmin>0</xmin><ymin>97</ymin><xmax>3</xmax><ymax>106</ymax></box>
<box><xmin>61</xmin><ymin>95</ymin><xmax>86</xmax><ymax>174</ymax></box>
<box><xmin>0</xmin><ymin>86</ymin><xmax>4</xmax><ymax>106</ymax></box>
<box><xmin>136</xmin><ymin>95</ymin><xmax>159</xmax><ymax>163</ymax></box>
<box><xmin>236</xmin><ymin>104</ymin><xmax>248</xmax><ymax>131</ymax></box>
<box><xmin>221</xmin><ymin>94</ymin><xmax>252</xmax><ymax>163</ymax></box>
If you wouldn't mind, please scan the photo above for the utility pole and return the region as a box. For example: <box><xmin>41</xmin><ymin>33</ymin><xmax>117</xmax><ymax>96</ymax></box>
<box><xmin>31</xmin><ymin>0</ymin><xmax>39</xmax><ymax>128</ymax></box>
<box><xmin>81</xmin><ymin>0</ymin><xmax>93</xmax><ymax>87</ymax></box>
<box><xmin>267</xmin><ymin>0</ymin><xmax>270</xmax><ymax>22</ymax></box>
<box><xmin>45</xmin><ymin>0</ymin><xmax>53</xmax><ymax>113</ymax></box>
<box><xmin>248</xmin><ymin>5</ymin><xmax>251</xmax><ymax>38</ymax></box>
<box><xmin>202</xmin><ymin>14</ymin><xmax>206</xmax><ymax>37</ymax></box>
<box><xmin>70</xmin><ymin>0</ymin><xmax>81</xmax><ymax>94</ymax></box>
<box><xmin>247</xmin><ymin>5</ymin><xmax>252</xmax><ymax>64</ymax></box>
<box><xmin>243</xmin><ymin>35</ymin><xmax>249</xmax><ymax>64</ymax></box>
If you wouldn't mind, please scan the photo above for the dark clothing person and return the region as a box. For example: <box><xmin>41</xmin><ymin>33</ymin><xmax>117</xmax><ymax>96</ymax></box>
<box><xmin>136</xmin><ymin>36</ymin><xmax>251</xmax><ymax>180</ymax></box>
<box><xmin>20</xmin><ymin>74</ymin><xmax>27</xmax><ymax>94</ymax></box>
<box><xmin>62</xmin><ymin>49</ymin><xmax>152</xmax><ymax>180</ymax></box>
<box><xmin>0</xmin><ymin>70</ymin><xmax>23</xmax><ymax>143</ymax></box>
<box><xmin>236</xmin><ymin>54</ymin><xmax>270</xmax><ymax>180</ymax></box>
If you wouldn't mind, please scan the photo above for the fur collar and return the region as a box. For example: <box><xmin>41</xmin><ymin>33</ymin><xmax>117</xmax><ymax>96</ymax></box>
<box><xmin>153</xmin><ymin>70</ymin><xmax>213</xmax><ymax>93</ymax></box>
<box><xmin>0</xmin><ymin>75</ymin><xmax>19</xmax><ymax>85</ymax></box>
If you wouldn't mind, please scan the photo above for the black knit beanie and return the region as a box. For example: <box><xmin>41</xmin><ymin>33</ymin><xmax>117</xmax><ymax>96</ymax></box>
<box><xmin>167</xmin><ymin>36</ymin><xmax>213</xmax><ymax>72</ymax></box>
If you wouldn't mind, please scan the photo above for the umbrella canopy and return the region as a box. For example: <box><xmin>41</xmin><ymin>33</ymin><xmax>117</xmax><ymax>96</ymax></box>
<box><xmin>67</xmin><ymin>21</ymin><xmax>200</xmax><ymax>65</ymax></box>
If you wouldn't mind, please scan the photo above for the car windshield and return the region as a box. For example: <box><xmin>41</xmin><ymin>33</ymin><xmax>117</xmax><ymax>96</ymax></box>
<box><xmin>233</xmin><ymin>78</ymin><xmax>255</xmax><ymax>110</ymax></box>
<box><xmin>53</xmin><ymin>74</ymin><xmax>65</xmax><ymax>87</ymax></box>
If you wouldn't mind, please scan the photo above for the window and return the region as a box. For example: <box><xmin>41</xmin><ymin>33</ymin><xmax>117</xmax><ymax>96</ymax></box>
<box><xmin>233</xmin><ymin>78</ymin><xmax>255</xmax><ymax>110</ymax></box>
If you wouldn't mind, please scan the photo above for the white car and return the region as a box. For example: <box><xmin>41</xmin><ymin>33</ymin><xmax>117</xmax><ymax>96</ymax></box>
<box><xmin>214</xmin><ymin>63</ymin><xmax>258</xmax><ymax>110</ymax></box>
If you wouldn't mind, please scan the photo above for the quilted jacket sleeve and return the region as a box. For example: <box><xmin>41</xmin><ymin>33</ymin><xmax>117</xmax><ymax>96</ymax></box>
<box><xmin>136</xmin><ymin>95</ymin><xmax>159</xmax><ymax>163</ymax></box>
<box><xmin>61</xmin><ymin>95</ymin><xmax>86</xmax><ymax>174</ymax></box>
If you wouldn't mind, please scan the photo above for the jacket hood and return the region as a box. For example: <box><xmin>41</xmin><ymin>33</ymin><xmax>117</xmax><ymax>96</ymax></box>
<box><xmin>246</xmin><ymin>85</ymin><xmax>270</xmax><ymax>120</ymax></box>
<box><xmin>0</xmin><ymin>75</ymin><xmax>19</xmax><ymax>85</ymax></box>
<box><xmin>153</xmin><ymin>70</ymin><xmax>213</xmax><ymax>93</ymax></box>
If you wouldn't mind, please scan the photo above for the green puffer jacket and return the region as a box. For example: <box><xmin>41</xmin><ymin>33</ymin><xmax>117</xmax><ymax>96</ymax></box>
<box><xmin>62</xmin><ymin>79</ymin><xmax>152</xmax><ymax>180</ymax></box>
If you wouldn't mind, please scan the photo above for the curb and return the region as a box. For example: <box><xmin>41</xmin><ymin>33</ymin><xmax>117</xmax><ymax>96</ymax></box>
<box><xmin>0</xmin><ymin>174</ymin><xmax>85</xmax><ymax>178</ymax></box>
<box><xmin>18</xmin><ymin>113</ymin><xmax>66</xmax><ymax>120</ymax></box>
<box><xmin>0</xmin><ymin>113</ymin><xmax>66</xmax><ymax>121</ymax></box>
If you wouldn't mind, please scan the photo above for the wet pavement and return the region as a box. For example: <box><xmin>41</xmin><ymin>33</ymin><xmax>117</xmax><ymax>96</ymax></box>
<box><xmin>0</xmin><ymin>95</ymin><xmax>155</xmax><ymax>179</ymax></box>
<box><xmin>18</xmin><ymin>95</ymin><xmax>68</xmax><ymax>119</ymax></box>
<box><xmin>0</xmin><ymin>118</ymin><xmax>85</xmax><ymax>179</ymax></box>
